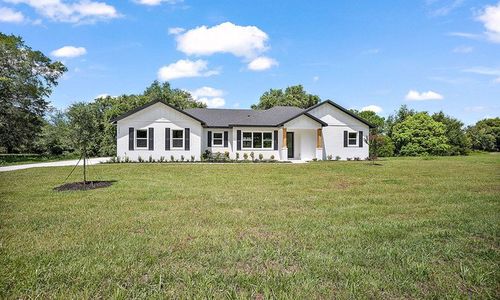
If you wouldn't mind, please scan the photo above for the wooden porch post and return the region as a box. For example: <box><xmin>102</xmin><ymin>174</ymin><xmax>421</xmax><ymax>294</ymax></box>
<box><xmin>316</xmin><ymin>128</ymin><xmax>323</xmax><ymax>148</ymax></box>
<box><xmin>282</xmin><ymin>128</ymin><xmax>287</xmax><ymax>148</ymax></box>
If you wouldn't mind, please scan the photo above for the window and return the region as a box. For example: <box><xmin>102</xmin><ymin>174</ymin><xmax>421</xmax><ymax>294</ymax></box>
<box><xmin>172</xmin><ymin>130</ymin><xmax>184</xmax><ymax>148</ymax></box>
<box><xmin>212</xmin><ymin>132</ymin><xmax>223</xmax><ymax>146</ymax></box>
<box><xmin>136</xmin><ymin>129</ymin><xmax>148</xmax><ymax>148</ymax></box>
<box><xmin>242</xmin><ymin>132</ymin><xmax>273</xmax><ymax>149</ymax></box>
<box><xmin>348</xmin><ymin>132</ymin><xmax>358</xmax><ymax>146</ymax></box>
<box><xmin>242</xmin><ymin>132</ymin><xmax>252</xmax><ymax>148</ymax></box>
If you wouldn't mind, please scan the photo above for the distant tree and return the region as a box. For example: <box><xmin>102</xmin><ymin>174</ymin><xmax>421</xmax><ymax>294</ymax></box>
<box><xmin>431</xmin><ymin>111</ymin><xmax>470</xmax><ymax>155</ymax></box>
<box><xmin>377</xmin><ymin>135</ymin><xmax>395</xmax><ymax>157</ymax></box>
<box><xmin>386</xmin><ymin>105</ymin><xmax>416</xmax><ymax>138</ymax></box>
<box><xmin>35</xmin><ymin>109</ymin><xmax>72</xmax><ymax>155</ymax></box>
<box><xmin>251</xmin><ymin>85</ymin><xmax>320</xmax><ymax>109</ymax></box>
<box><xmin>67</xmin><ymin>102</ymin><xmax>99</xmax><ymax>182</ymax></box>
<box><xmin>350</xmin><ymin>109</ymin><xmax>385</xmax><ymax>134</ymax></box>
<box><xmin>143</xmin><ymin>81</ymin><xmax>206</xmax><ymax>109</ymax></box>
<box><xmin>392</xmin><ymin>112</ymin><xmax>449</xmax><ymax>156</ymax></box>
<box><xmin>0</xmin><ymin>33</ymin><xmax>66</xmax><ymax>153</ymax></box>
<box><xmin>466</xmin><ymin>118</ymin><xmax>500</xmax><ymax>151</ymax></box>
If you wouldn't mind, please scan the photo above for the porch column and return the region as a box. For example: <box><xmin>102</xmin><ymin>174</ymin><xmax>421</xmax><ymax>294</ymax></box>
<box><xmin>316</xmin><ymin>128</ymin><xmax>323</xmax><ymax>160</ymax></box>
<box><xmin>281</xmin><ymin>128</ymin><xmax>288</xmax><ymax>160</ymax></box>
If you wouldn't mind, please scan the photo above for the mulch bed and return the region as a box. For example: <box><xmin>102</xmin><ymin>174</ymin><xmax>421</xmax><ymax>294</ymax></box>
<box><xmin>54</xmin><ymin>181</ymin><xmax>115</xmax><ymax>191</ymax></box>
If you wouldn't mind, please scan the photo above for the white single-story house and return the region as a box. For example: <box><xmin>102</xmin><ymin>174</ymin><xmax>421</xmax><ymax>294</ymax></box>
<box><xmin>111</xmin><ymin>100</ymin><xmax>374</xmax><ymax>161</ymax></box>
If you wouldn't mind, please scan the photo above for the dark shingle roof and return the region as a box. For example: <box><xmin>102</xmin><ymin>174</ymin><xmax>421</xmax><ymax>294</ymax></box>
<box><xmin>184</xmin><ymin>106</ymin><xmax>307</xmax><ymax>127</ymax></box>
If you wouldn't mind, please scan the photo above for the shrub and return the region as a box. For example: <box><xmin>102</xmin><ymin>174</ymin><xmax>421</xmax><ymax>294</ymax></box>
<box><xmin>181</xmin><ymin>155</ymin><xmax>184</xmax><ymax>162</ymax></box>
<box><xmin>250</xmin><ymin>152</ymin><xmax>255</xmax><ymax>160</ymax></box>
<box><xmin>138</xmin><ymin>156</ymin><xmax>144</xmax><ymax>163</ymax></box>
<box><xmin>312</xmin><ymin>158</ymin><xmax>318</xmax><ymax>161</ymax></box>
<box><xmin>327</xmin><ymin>155</ymin><xmax>333</xmax><ymax>160</ymax></box>
<box><xmin>236</xmin><ymin>153</ymin><xmax>239</xmax><ymax>160</ymax></box>
<box><xmin>243</xmin><ymin>153</ymin><xmax>248</xmax><ymax>160</ymax></box>
<box><xmin>270</xmin><ymin>155</ymin><xmax>275</xmax><ymax>160</ymax></box>
<box><xmin>346</xmin><ymin>157</ymin><xmax>352</xmax><ymax>161</ymax></box>
<box><xmin>108</xmin><ymin>157</ymin><xmax>116</xmax><ymax>163</ymax></box>
<box><xmin>224</xmin><ymin>151</ymin><xmax>230</xmax><ymax>159</ymax></box>
<box><xmin>148</xmin><ymin>155</ymin><xmax>153</xmax><ymax>163</ymax></box>
<box><xmin>191</xmin><ymin>155</ymin><xmax>195</xmax><ymax>162</ymax></box>
<box><xmin>159</xmin><ymin>156</ymin><xmax>165</xmax><ymax>163</ymax></box>
<box><xmin>258</xmin><ymin>153</ymin><xmax>263</xmax><ymax>160</ymax></box>
<box><xmin>354</xmin><ymin>157</ymin><xmax>360</xmax><ymax>161</ymax></box>
<box><xmin>116</xmin><ymin>156</ymin><xmax>121</xmax><ymax>163</ymax></box>
<box><xmin>335</xmin><ymin>156</ymin><xmax>341</xmax><ymax>161</ymax></box>
<box><xmin>170</xmin><ymin>155</ymin><xmax>174</xmax><ymax>162</ymax></box>
<box><xmin>124</xmin><ymin>156</ymin><xmax>130</xmax><ymax>163</ymax></box>
<box><xmin>202</xmin><ymin>150</ymin><xmax>211</xmax><ymax>161</ymax></box>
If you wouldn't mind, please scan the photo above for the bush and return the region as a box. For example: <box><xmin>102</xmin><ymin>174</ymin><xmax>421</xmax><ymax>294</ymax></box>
<box><xmin>181</xmin><ymin>155</ymin><xmax>184</xmax><ymax>162</ymax></box>
<box><xmin>224</xmin><ymin>151</ymin><xmax>230</xmax><ymax>159</ymax></box>
<box><xmin>354</xmin><ymin>157</ymin><xmax>360</xmax><ymax>161</ymax></box>
<box><xmin>312</xmin><ymin>158</ymin><xmax>317</xmax><ymax>161</ymax></box>
<box><xmin>250</xmin><ymin>152</ymin><xmax>255</xmax><ymax>160</ymax></box>
<box><xmin>270</xmin><ymin>155</ymin><xmax>275</xmax><ymax>160</ymax></box>
<box><xmin>170</xmin><ymin>155</ymin><xmax>174</xmax><ymax>162</ymax></box>
<box><xmin>138</xmin><ymin>156</ymin><xmax>143</xmax><ymax>163</ymax></box>
<box><xmin>335</xmin><ymin>156</ymin><xmax>341</xmax><ymax>161</ymax></box>
<box><xmin>202</xmin><ymin>150</ymin><xmax>211</xmax><ymax>161</ymax></box>
<box><xmin>346</xmin><ymin>157</ymin><xmax>352</xmax><ymax>161</ymax></box>
<box><xmin>148</xmin><ymin>155</ymin><xmax>153</xmax><ymax>163</ymax></box>
<box><xmin>236</xmin><ymin>153</ymin><xmax>239</xmax><ymax>160</ymax></box>
<box><xmin>191</xmin><ymin>155</ymin><xmax>195</xmax><ymax>162</ymax></box>
<box><xmin>258</xmin><ymin>153</ymin><xmax>263</xmax><ymax>160</ymax></box>
<box><xmin>327</xmin><ymin>155</ymin><xmax>333</xmax><ymax>160</ymax></box>
<box><xmin>243</xmin><ymin>153</ymin><xmax>248</xmax><ymax>160</ymax></box>
<box><xmin>124</xmin><ymin>156</ymin><xmax>130</xmax><ymax>163</ymax></box>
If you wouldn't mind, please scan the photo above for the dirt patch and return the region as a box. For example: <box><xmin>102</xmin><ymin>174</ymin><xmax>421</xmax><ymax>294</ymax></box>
<box><xmin>54</xmin><ymin>180</ymin><xmax>115</xmax><ymax>191</ymax></box>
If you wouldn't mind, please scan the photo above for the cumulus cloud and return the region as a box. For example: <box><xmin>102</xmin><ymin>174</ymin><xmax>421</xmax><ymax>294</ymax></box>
<box><xmin>168</xmin><ymin>27</ymin><xmax>185</xmax><ymax>35</ymax></box>
<box><xmin>176</xmin><ymin>22</ymin><xmax>269</xmax><ymax>59</ymax></box>
<box><xmin>4</xmin><ymin>0</ymin><xmax>119</xmax><ymax>23</ymax></box>
<box><xmin>247</xmin><ymin>56</ymin><xmax>278</xmax><ymax>71</ymax></box>
<box><xmin>51</xmin><ymin>46</ymin><xmax>87</xmax><ymax>58</ymax></box>
<box><xmin>0</xmin><ymin>7</ymin><xmax>24</xmax><ymax>22</ymax></box>
<box><xmin>477</xmin><ymin>2</ymin><xmax>500</xmax><ymax>43</ymax></box>
<box><xmin>313</xmin><ymin>76</ymin><xmax>320</xmax><ymax>82</ymax></box>
<box><xmin>135</xmin><ymin>0</ymin><xmax>178</xmax><ymax>5</ymax></box>
<box><xmin>361</xmin><ymin>105</ymin><xmax>383</xmax><ymax>113</ymax></box>
<box><xmin>405</xmin><ymin>90</ymin><xmax>444</xmax><ymax>101</ymax></box>
<box><xmin>189</xmin><ymin>86</ymin><xmax>225</xmax><ymax>108</ymax></box>
<box><xmin>157</xmin><ymin>59</ymin><xmax>219</xmax><ymax>81</ymax></box>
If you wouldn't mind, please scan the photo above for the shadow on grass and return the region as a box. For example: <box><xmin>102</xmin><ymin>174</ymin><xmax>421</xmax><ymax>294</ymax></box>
<box><xmin>54</xmin><ymin>180</ymin><xmax>117</xmax><ymax>192</ymax></box>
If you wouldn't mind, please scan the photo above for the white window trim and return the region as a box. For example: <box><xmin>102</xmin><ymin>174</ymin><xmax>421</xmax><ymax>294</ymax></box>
<box><xmin>348</xmin><ymin>131</ymin><xmax>358</xmax><ymax>147</ymax></box>
<box><xmin>135</xmin><ymin>129</ymin><xmax>148</xmax><ymax>149</ymax></box>
<box><xmin>171</xmin><ymin>129</ymin><xmax>184</xmax><ymax>149</ymax></box>
<box><xmin>212</xmin><ymin>131</ymin><xmax>224</xmax><ymax>147</ymax></box>
<box><xmin>241</xmin><ymin>131</ymin><xmax>274</xmax><ymax>150</ymax></box>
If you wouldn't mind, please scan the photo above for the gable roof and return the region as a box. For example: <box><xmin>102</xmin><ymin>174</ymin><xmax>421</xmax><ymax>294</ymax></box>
<box><xmin>302</xmin><ymin>100</ymin><xmax>376</xmax><ymax>128</ymax></box>
<box><xmin>110</xmin><ymin>100</ymin><xmax>206</xmax><ymax>124</ymax></box>
<box><xmin>110</xmin><ymin>99</ymin><xmax>374</xmax><ymax>128</ymax></box>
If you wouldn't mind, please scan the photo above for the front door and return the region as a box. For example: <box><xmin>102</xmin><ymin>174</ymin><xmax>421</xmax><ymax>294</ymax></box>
<box><xmin>287</xmin><ymin>132</ymin><xmax>294</xmax><ymax>158</ymax></box>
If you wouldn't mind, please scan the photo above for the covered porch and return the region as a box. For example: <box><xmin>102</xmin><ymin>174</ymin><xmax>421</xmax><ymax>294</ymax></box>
<box><xmin>280</xmin><ymin>114</ymin><xmax>325</xmax><ymax>161</ymax></box>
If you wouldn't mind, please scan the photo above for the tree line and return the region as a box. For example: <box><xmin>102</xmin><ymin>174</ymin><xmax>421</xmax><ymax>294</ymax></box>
<box><xmin>1</xmin><ymin>32</ymin><xmax>498</xmax><ymax>158</ymax></box>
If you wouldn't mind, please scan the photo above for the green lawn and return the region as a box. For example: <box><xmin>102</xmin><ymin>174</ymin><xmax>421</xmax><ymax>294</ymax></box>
<box><xmin>0</xmin><ymin>155</ymin><xmax>499</xmax><ymax>298</ymax></box>
<box><xmin>0</xmin><ymin>153</ymin><xmax>79</xmax><ymax>166</ymax></box>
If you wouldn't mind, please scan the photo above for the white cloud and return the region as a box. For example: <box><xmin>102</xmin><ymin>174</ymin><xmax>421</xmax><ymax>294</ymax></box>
<box><xmin>452</xmin><ymin>45</ymin><xmax>473</xmax><ymax>53</ymax></box>
<box><xmin>189</xmin><ymin>86</ymin><xmax>225</xmax><ymax>108</ymax></box>
<box><xmin>176</xmin><ymin>22</ymin><xmax>269</xmax><ymax>59</ymax></box>
<box><xmin>362</xmin><ymin>48</ymin><xmax>381</xmax><ymax>54</ymax></box>
<box><xmin>51</xmin><ymin>46</ymin><xmax>87</xmax><ymax>58</ymax></box>
<box><xmin>495</xmin><ymin>77</ymin><xmax>500</xmax><ymax>83</ymax></box>
<box><xmin>313</xmin><ymin>76</ymin><xmax>320</xmax><ymax>82</ymax></box>
<box><xmin>428</xmin><ymin>0</ymin><xmax>464</xmax><ymax>16</ymax></box>
<box><xmin>157</xmin><ymin>59</ymin><xmax>219</xmax><ymax>81</ymax></box>
<box><xmin>463</xmin><ymin>67</ymin><xmax>500</xmax><ymax>76</ymax></box>
<box><xmin>465</xmin><ymin>106</ymin><xmax>486</xmax><ymax>112</ymax></box>
<box><xmin>477</xmin><ymin>2</ymin><xmax>500</xmax><ymax>43</ymax></box>
<box><xmin>405</xmin><ymin>90</ymin><xmax>444</xmax><ymax>101</ymax></box>
<box><xmin>4</xmin><ymin>0</ymin><xmax>119</xmax><ymax>23</ymax></box>
<box><xmin>135</xmin><ymin>0</ymin><xmax>178</xmax><ymax>5</ymax></box>
<box><xmin>95</xmin><ymin>93</ymin><xmax>115</xmax><ymax>99</ymax></box>
<box><xmin>168</xmin><ymin>27</ymin><xmax>185</xmax><ymax>35</ymax></box>
<box><xmin>361</xmin><ymin>105</ymin><xmax>383</xmax><ymax>113</ymax></box>
<box><xmin>0</xmin><ymin>7</ymin><xmax>24</xmax><ymax>22</ymax></box>
<box><xmin>448</xmin><ymin>32</ymin><xmax>482</xmax><ymax>40</ymax></box>
<box><xmin>247</xmin><ymin>56</ymin><xmax>277</xmax><ymax>71</ymax></box>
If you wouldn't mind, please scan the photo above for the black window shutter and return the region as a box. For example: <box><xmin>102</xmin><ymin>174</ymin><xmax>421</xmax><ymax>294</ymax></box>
<box><xmin>237</xmin><ymin>130</ymin><xmax>241</xmax><ymax>150</ymax></box>
<box><xmin>359</xmin><ymin>131</ymin><xmax>363</xmax><ymax>147</ymax></box>
<box><xmin>207</xmin><ymin>131</ymin><xmax>212</xmax><ymax>147</ymax></box>
<box><xmin>273</xmin><ymin>130</ymin><xmax>278</xmax><ymax>150</ymax></box>
<box><xmin>223</xmin><ymin>131</ymin><xmax>228</xmax><ymax>147</ymax></box>
<box><xmin>165</xmin><ymin>128</ymin><xmax>170</xmax><ymax>150</ymax></box>
<box><xmin>343</xmin><ymin>131</ymin><xmax>348</xmax><ymax>147</ymax></box>
<box><xmin>129</xmin><ymin>127</ymin><xmax>134</xmax><ymax>150</ymax></box>
<box><xmin>148</xmin><ymin>128</ymin><xmax>154</xmax><ymax>150</ymax></box>
<box><xmin>185</xmin><ymin>128</ymin><xmax>190</xmax><ymax>150</ymax></box>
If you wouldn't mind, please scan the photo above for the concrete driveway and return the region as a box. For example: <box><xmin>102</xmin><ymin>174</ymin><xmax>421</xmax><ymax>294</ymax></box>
<box><xmin>0</xmin><ymin>157</ymin><xmax>110</xmax><ymax>172</ymax></box>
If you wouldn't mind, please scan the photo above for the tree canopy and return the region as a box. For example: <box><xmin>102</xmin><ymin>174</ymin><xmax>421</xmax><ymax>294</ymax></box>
<box><xmin>251</xmin><ymin>85</ymin><xmax>320</xmax><ymax>109</ymax></box>
<box><xmin>0</xmin><ymin>33</ymin><xmax>66</xmax><ymax>153</ymax></box>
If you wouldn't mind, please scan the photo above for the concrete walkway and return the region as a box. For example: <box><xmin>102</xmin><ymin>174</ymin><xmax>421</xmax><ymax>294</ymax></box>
<box><xmin>0</xmin><ymin>157</ymin><xmax>110</xmax><ymax>172</ymax></box>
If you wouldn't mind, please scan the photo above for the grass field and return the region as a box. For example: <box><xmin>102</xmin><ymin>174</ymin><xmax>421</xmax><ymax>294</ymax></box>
<box><xmin>0</xmin><ymin>153</ymin><xmax>79</xmax><ymax>166</ymax></box>
<box><xmin>0</xmin><ymin>155</ymin><xmax>499</xmax><ymax>298</ymax></box>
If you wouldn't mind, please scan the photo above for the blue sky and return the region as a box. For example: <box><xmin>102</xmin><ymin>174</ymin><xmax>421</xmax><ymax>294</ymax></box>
<box><xmin>1</xmin><ymin>0</ymin><xmax>499</xmax><ymax>124</ymax></box>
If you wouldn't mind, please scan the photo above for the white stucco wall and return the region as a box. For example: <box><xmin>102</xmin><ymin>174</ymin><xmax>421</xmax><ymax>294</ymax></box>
<box><xmin>116</xmin><ymin>102</ymin><xmax>203</xmax><ymax>161</ymax></box>
<box><xmin>308</xmin><ymin>103</ymin><xmax>370</xmax><ymax>160</ymax></box>
<box><xmin>232</xmin><ymin>127</ymin><xmax>282</xmax><ymax>160</ymax></box>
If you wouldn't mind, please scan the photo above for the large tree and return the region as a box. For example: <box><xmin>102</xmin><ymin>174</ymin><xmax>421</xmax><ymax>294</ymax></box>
<box><xmin>432</xmin><ymin>111</ymin><xmax>470</xmax><ymax>155</ymax></box>
<box><xmin>466</xmin><ymin>118</ymin><xmax>500</xmax><ymax>151</ymax></box>
<box><xmin>392</xmin><ymin>112</ymin><xmax>449</xmax><ymax>156</ymax></box>
<box><xmin>251</xmin><ymin>85</ymin><xmax>320</xmax><ymax>109</ymax></box>
<box><xmin>143</xmin><ymin>81</ymin><xmax>206</xmax><ymax>109</ymax></box>
<box><xmin>0</xmin><ymin>33</ymin><xmax>66</xmax><ymax>153</ymax></box>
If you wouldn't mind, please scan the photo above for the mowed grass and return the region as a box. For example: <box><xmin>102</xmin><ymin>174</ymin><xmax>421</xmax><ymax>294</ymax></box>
<box><xmin>0</xmin><ymin>155</ymin><xmax>499</xmax><ymax>299</ymax></box>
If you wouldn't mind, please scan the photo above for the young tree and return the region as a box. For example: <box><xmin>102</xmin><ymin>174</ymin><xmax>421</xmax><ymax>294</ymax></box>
<box><xmin>251</xmin><ymin>85</ymin><xmax>320</xmax><ymax>109</ymax></box>
<box><xmin>432</xmin><ymin>111</ymin><xmax>470</xmax><ymax>155</ymax></box>
<box><xmin>0</xmin><ymin>33</ymin><xmax>66</xmax><ymax>153</ymax></box>
<box><xmin>392</xmin><ymin>112</ymin><xmax>450</xmax><ymax>156</ymax></box>
<box><xmin>35</xmin><ymin>109</ymin><xmax>73</xmax><ymax>155</ymax></box>
<box><xmin>67</xmin><ymin>102</ymin><xmax>99</xmax><ymax>183</ymax></box>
